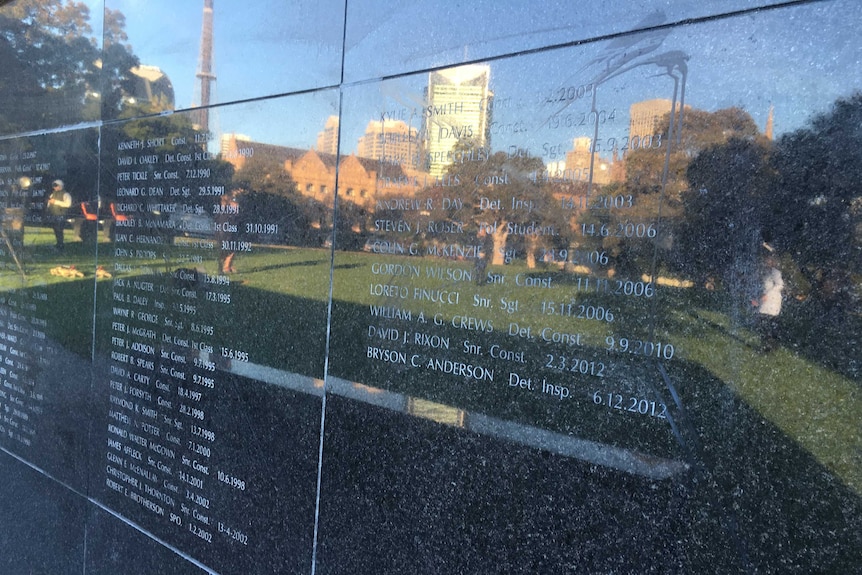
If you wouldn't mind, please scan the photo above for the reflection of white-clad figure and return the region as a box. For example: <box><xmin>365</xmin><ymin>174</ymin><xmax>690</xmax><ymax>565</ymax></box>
<box><xmin>753</xmin><ymin>255</ymin><xmax>784</xmax><ymax>351</ymax></box>
<box><xmin>758</xmin><ymin>262</ymin><xmax>784</xmax><ymax>317</ymax></box>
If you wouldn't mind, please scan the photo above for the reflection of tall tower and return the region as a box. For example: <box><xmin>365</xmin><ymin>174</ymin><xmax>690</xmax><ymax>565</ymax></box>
<box><xmin>316</xmin><ymin>116</ymin><xmax>340</xmax><ymax>155</ymax></box>
<box><xmin>425</xmin><ymin>64</ymin><xmax>492</xmax><ymax>177</ymax></box>
<box><xmin>193</xmin><ymin>0</ymin><xmax>215</xmax><ymax>132</ymax></box>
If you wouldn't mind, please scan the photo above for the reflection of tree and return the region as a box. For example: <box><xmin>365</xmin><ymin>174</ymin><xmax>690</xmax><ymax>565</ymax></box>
<box><xmin>676</xmin><ymin>137</ymin><xmax>773</xmax><ymax>284</ymax></box>
<box><xmin>233</xmin><ymin>153</ymin><xmax>297</xmax><ymax>197</ymax></box>
<box><xmin>769</xmin><ymin>93</ymin><xmax>862</xmax><ymax>308</ymax></box>
<box><xmin>626</xmin><ymin>107</ymin><xmax>761</xmax><ymax>200</ymax></box>
<box><xmin>0</xmin><ymin>0</ymin><xmax>103</xmax><ymax>131</ymax></box>
<box><xmin>434</xmin><ymin>140</ymin><xmax>559</xmax><ymax>267</ymax></box>
<box><xmin>617</xmin><ymin>107</ymin><xmax>764</xmax><ymax>274</ymax></box>
<box><xmin>333</xmin><ymin>200</ymin><xmax>370</xmax><ymax>251</ymax></box>
<box><xmin>232</xmin><ymin>153</ymin><xmax>312</xmax><ymax>246</ymax></box>
<box><xmin>669</xmin><ymin>92</ymin><xmax>862</xmax><ymax>311</ymax></box>
<box><xmin>101</xmin><ymin>8</ymin><xmax>143</xmax><ymax>119</ymax></box>
<box><xmin>0</xmin><ymin>0</ymin><xmax>157</xmax><ymax>127</ymax></box>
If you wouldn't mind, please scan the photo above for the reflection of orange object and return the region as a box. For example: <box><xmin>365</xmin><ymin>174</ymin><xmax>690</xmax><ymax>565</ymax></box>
<box><xmin>110</xmin><ymin>203</ymin><xmax>129</xmax><ymax>222</ymax></box>
<box><xmin>221</xmin><ymin>253</ymin><xmax>235</xmax><ymax>274</ymax></box>
<box><xmin>50</xmin><ymin>265</ymin><xmax>84</xmax><ymax>278</ymax></box>
<box><xmin>80</xmin><ymin>202</ymin><xmax>98</xmax><ymax>221</ymax></box>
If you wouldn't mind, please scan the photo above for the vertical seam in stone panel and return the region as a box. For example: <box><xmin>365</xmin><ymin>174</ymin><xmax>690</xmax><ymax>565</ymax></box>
<box><xmin>81</xmin><ymin>124</ymin><xmax>104</xmax><ymax>575</ymax></box>
<box><xmin>91</xmin><ymin>126</ymin><xmax>103</xmax><ymax>366</ymax></box>
<box><xmin>311</xmin><ymin>4</ymin><xmax>352</xmax><ymax>572</ymax></box>
<box><xmin>339</xmin><ymin>0</ymin><xmax>350</xmax><ymax>86</ymax></box>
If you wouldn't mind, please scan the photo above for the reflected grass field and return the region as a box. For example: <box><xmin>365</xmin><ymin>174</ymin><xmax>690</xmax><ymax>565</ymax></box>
<box><xmin>3</xmin><ymin>231</ymin><xmax>860</xmax><ymax>493</ymax></box>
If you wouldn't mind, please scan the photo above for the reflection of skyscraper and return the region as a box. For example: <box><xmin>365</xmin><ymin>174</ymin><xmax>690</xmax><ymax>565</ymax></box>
<box><xmin>425</xmin><ymin>64</ymin><xmax>492</xmax><ymax>177</ymax></box>
<box><xmin>128</xmin><ymin>65</ymin><xmax>174</xmax><ymax>110</ymax></box>
<box><xmin>565</xmin><ymin>137</ymin><xmax>594</xmax><ymax>174</ymax></box>
<box><xmin>628</xmin><ymin>99</ymin><xmax>673</xmax><ymax>143</ymax></box>
<box><xmin>357</xmin><ymin>120</ymin><xmax>421</xmax><ymax>170</ymax></box>
<box><xmin>628</xmin><ymin>98</ymin><xmax>690</xmax><ymax>142</ymax></box>
<box><xmin>220</xmin><ymin>133</ymin><xmax>251</xmax><ymax>158</ymax></box>
<box><xmin>316</xmin><ymin>115</ymin><xmax>340</xmax><ymax>155</ymax></box>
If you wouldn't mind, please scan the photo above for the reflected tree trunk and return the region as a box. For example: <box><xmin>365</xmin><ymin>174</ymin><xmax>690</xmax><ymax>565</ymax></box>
<box><xmin>491</xmin><ymin>224</ymin><xmax>509</xmax><ymax>265</ymax></box>
<box><xmin>526</xmin><ymin>235</ymin><xmax>538</xmax><ymax>269</ymax></box>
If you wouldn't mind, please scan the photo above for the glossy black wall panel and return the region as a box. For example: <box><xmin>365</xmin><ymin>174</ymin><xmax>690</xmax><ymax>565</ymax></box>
<box><xmin>84</xmin><ymin>504</ymin><xmax>212</xmax><ymax>575</ymax></box>
<box><xmin>0</xmin><ymin>129</ymin><xmax>98</xmax><ymax>490</ymax></box>
<box><xmin>88</xmin><ymin>95</ymin><xmax>334</xmax><ymax>572</ymax></box>
<box><xmin>0</xmin><ymin>450</ymin><xmax>86</xmax><ymax>574</ymax></box>
<box><xmin>0</xmin><ymin>0</ymin><xmax>859</xmax><ymax>573</ymax></box>
<box><xmin>321</xmin><ymin>0</ymin><xmax>862</xmax><ymax>571</ymax></box>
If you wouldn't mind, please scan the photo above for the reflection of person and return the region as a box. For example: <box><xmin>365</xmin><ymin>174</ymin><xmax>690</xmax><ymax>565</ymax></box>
<box><xmin>47</xmin><ymin>179</ymin><xmax>72</xmax><ymax>250</ymax></box>
<box><xmin>752</xmin><ymin>254</ymin><xmax>784</xmax><ymax>350</ymax></box>
<box><xmin>217</xmin><ymin>191</ymin><xmax>239</xmax><ymax>274</ymax></box>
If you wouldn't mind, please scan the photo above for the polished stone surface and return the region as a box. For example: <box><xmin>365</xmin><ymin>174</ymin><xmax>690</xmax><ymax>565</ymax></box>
<box><xmin>0</xmin><ymin>450</ymin><xmax>86</xmax><ymax>574</ymax></box>
<box><xmin>0</xmin><ymin>0</ymin><xmax>859</xmax><ymax>573</ymax></box>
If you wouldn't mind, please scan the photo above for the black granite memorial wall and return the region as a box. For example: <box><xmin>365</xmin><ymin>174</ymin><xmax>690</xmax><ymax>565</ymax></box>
<box><xmin>0</xmin><ymin>0</ymin><xmax>860</xmax><ymax>573</ymax></box>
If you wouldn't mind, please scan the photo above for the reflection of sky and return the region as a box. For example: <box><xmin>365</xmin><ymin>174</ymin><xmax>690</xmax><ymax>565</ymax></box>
<box><xmin>107</xmin><ymin>0</ymin><xmax>343</xmax><ymax>108</ymax></box>
<box><xmin>342</xmin><ymin>0</ymin><xmax>769</xmax><ymax>81</ymax></box>
<box><xmin>109</xmin><ymin>0</ymin><xmax>861</xmax><ymax>154</ymax></box>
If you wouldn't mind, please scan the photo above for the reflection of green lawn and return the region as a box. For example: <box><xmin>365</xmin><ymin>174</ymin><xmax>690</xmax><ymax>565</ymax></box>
<box><xmin>4</xmin><ymin>234</ymin><xmax>860</xmax><ymax>493</ymax></box>
<box><xmin>328</xmin><ymin>250</ymin><xmax>861</xmax><ymax>493</ymax></box>
<box><xmin>679</xmin><ymin>305</ymin><xmax>862</xmax><ymax>494</ymax></box>
<box><xmin>0</xmin><ymin>227</ymin><xmax>99</xmax><ymax>357</ymax></box>
<box><xmin>92</xmin><ymin>240</ymin><xmax>333</xmax><ymax>379</ymax></box>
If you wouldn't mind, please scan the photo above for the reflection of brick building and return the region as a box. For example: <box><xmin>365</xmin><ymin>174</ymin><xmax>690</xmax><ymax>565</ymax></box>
<box><xmin>220</xmin><ymin>135</ymin><xmax>427</xmax><ymax>209</ymax></box>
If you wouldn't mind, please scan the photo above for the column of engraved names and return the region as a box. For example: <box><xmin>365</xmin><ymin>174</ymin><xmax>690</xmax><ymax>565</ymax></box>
<box><xmin>364</xmin><ymin>129</ymin><xmax>672</xmax><ymax>418</ymax></box>
<box><xmin>106</xmin><ymin>132</ymin><xmax>248</xmax><ymax>548</ymax></box>
<box><xmin>0</xmin><ymin>150</ymin><xmax>52</xmax><ymax>449</ymax></box>
<box><xmin>366</xmin><ymin>150</ymin><xmax>503</xmax><ymax>385</ymax></box>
